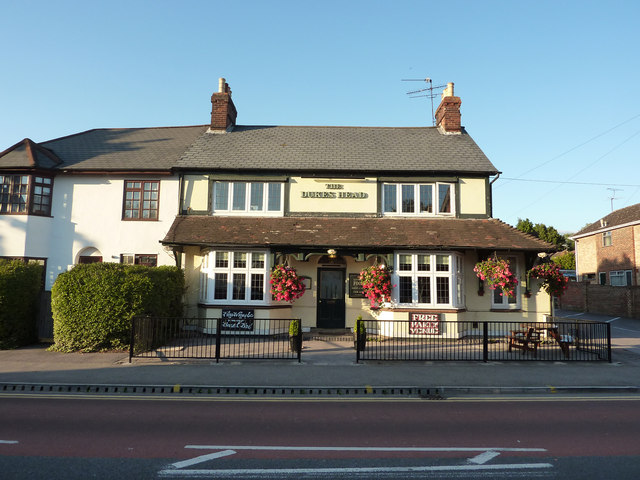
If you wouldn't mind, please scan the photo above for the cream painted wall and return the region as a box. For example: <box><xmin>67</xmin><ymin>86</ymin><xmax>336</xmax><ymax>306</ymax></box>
<box><xmin>288</xmin><ymin>177</ymin><xmax>377</xmax><ymax>214</ymax></box>
<box><xmin>458</xmin><ymin>178</ymin><xmax>487</xmax><ymax>215</ymax></box>
<box><xmin>181</xmin><ymin>175</ymin><xmax>209</xmax><ymax>213</ymax></box>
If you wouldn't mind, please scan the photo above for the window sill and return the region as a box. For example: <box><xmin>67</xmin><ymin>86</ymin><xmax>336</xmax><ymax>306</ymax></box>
<box><xmin>489</xmin><ymin>308</ymin><xmax>523</xmax><ymax>312</ymax></box>
<box><xmin>379</xmin><ymin>307</ymin><xmax>465</xmax><ymax>313</ymax></box>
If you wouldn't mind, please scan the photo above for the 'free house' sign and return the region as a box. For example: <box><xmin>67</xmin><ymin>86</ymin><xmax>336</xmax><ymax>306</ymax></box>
<box><xmin>409</xmin><ymin>313</ymin><xmax>440</xmax><ymax>335</ymax></box>
<box><xmin>300</xmin><ymin>183</ymin><xmax>368</xmax><ymax>199</ymax></box>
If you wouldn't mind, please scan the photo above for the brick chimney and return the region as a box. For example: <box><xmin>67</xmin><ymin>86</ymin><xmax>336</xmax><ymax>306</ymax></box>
<box><xmin>434</xmin><ymin>82</ymin><xmax>462</xmax><ymax>134</ymax></box>
<box><xmin>210</xmin><ymin>77</ymin><xmax>237</xmax><ymax>131</ymax></box>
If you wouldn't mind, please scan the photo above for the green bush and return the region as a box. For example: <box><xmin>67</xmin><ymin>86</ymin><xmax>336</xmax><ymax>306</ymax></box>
<box><xmin>0</xmin><ymin>260</ymin><xmax>43</xmax><ymax>349</ymax></box>
<box><xmin>51</xmin><ymin>263</ymin><xmax>184</xmax><ymax>352</ymax></box>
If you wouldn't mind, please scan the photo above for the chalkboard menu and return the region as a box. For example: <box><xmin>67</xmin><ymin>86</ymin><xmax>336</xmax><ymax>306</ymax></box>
<box><xmin>221</xmin><ymin>309</ymin><xmax>255</xmax><ymax>331</ymax></box>
<box><xmin>348</xmin><ymin>273</ymin><xmax>366</xmax><ymax>298</ymax></box>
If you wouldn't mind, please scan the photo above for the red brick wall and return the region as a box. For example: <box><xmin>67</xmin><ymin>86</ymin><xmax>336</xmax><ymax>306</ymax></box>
<box><xmin>559</xmin><ymin>281</ymin><xmax>640</xmax><ymax>318</ymax></box>
<box><xmin>597</xmin><ymin>226</ymin><xmax>636</xmax><ymax>282</ymax></box>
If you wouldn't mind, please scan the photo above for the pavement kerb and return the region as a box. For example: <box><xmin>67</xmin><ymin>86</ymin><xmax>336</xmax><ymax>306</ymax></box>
<box><xmin>1</xmin><ymin>381</ymin><xmax>639</xmax><ymax>399</ymax></box>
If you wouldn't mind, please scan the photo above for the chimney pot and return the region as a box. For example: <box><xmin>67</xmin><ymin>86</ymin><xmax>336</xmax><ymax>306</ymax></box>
<box><xmin>218</xmin><ymin>77</ymin><xmax>226</xmax><ymax>93</ymax></box>
<box><xmin>434</xmin><ymin>81</ymin><xmax>462</xmax><ymax>134</ymax></box>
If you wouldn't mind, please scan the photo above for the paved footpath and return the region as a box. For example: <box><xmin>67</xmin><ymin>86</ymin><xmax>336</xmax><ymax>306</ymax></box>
<box><xmin>0</xmin><ymin>310</ymin><xmax>639</xmax><ymax>394</ymax></box>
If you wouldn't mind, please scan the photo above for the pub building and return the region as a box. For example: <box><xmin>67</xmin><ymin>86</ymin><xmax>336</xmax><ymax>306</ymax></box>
<box><xmin>162</xmin><ymin>78</ymin><xmax>554</xmax><ymax>333</ymax></box>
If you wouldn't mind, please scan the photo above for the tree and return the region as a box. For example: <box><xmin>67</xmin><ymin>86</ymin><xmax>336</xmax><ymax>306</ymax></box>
<box><xmin>516</xmin><ymin>218</ymin><xmax>573</xmax><ymax>250</ymax></box>
<box><xmin>553</xmin><ymin>251</ymin><xmax>576</xmax><ymax>270</ymax></box>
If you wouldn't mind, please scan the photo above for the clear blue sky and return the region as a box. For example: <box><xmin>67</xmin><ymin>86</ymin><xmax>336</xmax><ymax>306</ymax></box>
<box><xmin>2</xmin><ymin>0</ymin><xmax>639</xmax><ymax>233</ymax></box>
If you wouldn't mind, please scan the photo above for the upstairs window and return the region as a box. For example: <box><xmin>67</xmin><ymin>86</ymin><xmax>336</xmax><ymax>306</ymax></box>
<box><xmin>123</xmin><ymin>180</ymin><xmax>159</xmax><ymax>220</ymax></box>
<box><xmin>382</xmin><ymin>183</ymin><xmax>454</xmax><ymax>216</ymax></box>
<box><xmin>213</xmin><ymin>181</ymin><xmax>283</xmax><ymax>216</ymax></box>
<box><xmin>602</xmin><ymin>231</ymin><xmax>612</xmax><ymax>247</ymax></box>
<box><xmin>0</xmin><ymin>174</ymin><xmax>53</xmax><ymax>216</ymax></box>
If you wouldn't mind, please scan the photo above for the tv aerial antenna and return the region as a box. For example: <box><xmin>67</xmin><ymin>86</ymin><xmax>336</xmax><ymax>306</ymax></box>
<box><xmin>607</xmin><ymin>187</ymin><xmax>623</xmax><ymax>212</ymax></box>
<box><xmin>402</xmin><ymin>78</ymin><xmax>447</xmax><ymax>126</ymax></box>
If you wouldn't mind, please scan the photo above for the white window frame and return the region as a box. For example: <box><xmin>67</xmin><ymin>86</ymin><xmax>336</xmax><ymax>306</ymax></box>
<box><xmin>212</xmin><ymin>181</ymin><xmax>284</xmax><ymax>216</ymax></box>
<box><xmin>392</xmin><ymin>251</ymin><xmax>463</xmax><ymax>308</ymax></box>
<box><xmin>610</xmin><ymin>270</ymin><xmax>632</xmax><ymax>287</ymax></box>
<box><xmin>491</xmin><ymin>255</ymin><xmax>520</xmax><ymax>310</ymax></box>
<box><xmin>199</xmin><ymin>250</ymin><xmax>269</xmax><ymax>305</ymax></box>
<box><xmin>602</xmin><ymin>231</ymin><xmax>612</xmax><ymax>247</ymax></box>
<box><xmin>382</xmin><ymin>182</ymin><xmax>455</xmax><ymax>217</ymax></box>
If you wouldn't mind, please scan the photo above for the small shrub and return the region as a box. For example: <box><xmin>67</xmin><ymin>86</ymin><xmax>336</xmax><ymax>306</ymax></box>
<box><xmin>0</xmin><ymin>260</ymin><xmax>43</xmax><ymax>349</ymax></box>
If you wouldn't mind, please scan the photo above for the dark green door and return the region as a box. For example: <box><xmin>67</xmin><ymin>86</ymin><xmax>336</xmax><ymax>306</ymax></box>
<box><xmin>317</xmin><ymin>268</ymin><xmax>346</xmax><ymax>328</ymax></box>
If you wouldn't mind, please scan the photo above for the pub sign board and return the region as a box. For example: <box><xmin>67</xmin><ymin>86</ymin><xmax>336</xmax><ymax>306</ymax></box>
<box><xmin>409</xmin><ymin>312</ymin><xmax>440</xmax><ymax>335</ymax></box>
<box><xmin>221</xmin><ymin>309</ymin><xmax>255</xmax><ymax>331</ymax></box>
<box><xmin>348</xmin><ymin>273</ymin><xmax>366</xmax><ymax>298</ymax></box>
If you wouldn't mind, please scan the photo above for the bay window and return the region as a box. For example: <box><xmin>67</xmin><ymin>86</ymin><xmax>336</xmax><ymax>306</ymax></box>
<box><xmin>0</xmin><ymin>174</ymin><xmax>53</xmax><ymax>216</ymax></box>
<box><xmin>213</xmin><ymin>181</ymin><xmax>283</xmax><ymax>215</ymax></box>
<box><xmin>382</xmin><ymin>182</ymin><xmax>454</xmax><ymax>216</ymax></box>
<box><xmin>394</xmin><ymin>252</ymin><xmax>463</xmax><ymax>308</ymax></box>
<box><xmin>200</xmin><ymin>250</ymin><xmax>269</xmax><ymax>304</ymax></box>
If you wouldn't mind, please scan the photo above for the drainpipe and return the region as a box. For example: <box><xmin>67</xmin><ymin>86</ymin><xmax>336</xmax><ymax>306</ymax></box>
<box><xmin>488</xmin><ymin>173</ymin><xmax>501</xmax><ymax>217</ymax></box>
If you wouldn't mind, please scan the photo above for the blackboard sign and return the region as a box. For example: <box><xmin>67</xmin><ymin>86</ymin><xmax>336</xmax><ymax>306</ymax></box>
<box><xmin>409</xmin><ymin>312</ymin><xmax>440</xmax><ymax>335</ymax></box>
<box><xmin>349</xmin><ymin>273</ymin><xmax>366</xmax><ymax>298</ymax></box>
<box><xmin>221</xmin><ymin>309</ymin><xmax>255</xmax><ymax>331</ymax></box>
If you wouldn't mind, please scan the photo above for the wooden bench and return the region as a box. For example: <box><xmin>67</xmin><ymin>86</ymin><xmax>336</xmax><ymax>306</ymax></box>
<box><xmin>508</xmin><ymin>327</ymin><xmax>541</xmax><ymax>357</ymax></box>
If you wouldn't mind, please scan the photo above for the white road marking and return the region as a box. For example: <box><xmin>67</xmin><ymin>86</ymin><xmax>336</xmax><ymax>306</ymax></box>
<box><xmin>158</xmin><ymin>463</ymin><xmax>554</xmax><ymax>477</ymax></box>
<box><xmin>185</xmin><ymin>445</ymin><xmax>546</xmax><ymax>452</ymax></box>
<box><xmin>169</xmin><ymin>449</ymin><xmax>236</xmax><ymax>469</ymax></box>
<box><xmin>0</xmin><ymin>440</ymin><xmax>18</xmax><ymax>444</ymax></box>
<box><xmin>468</xmin><ymin>450</ymin><xmax>501</xmax><ymax>464</ymax></box>
<box><xmin>607</xmin><ymin>317</ymin><xmax>621</xmax><ymax>323</ymax></box>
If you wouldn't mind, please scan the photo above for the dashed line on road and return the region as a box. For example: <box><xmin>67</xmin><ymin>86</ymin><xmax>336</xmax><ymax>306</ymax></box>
<box><xmin>0</xmin><ymin>440</ymin><xmax>18</xmax><ymax>444</ymax></box>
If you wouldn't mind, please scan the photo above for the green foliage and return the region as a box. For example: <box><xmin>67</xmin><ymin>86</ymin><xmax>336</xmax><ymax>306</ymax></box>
<box><xmin>0</xmin><ymin>260</ymin><xmax>43</xmax><ymax>349</ymax></box>
<box><xmin>516</xmin><ymin>218</ymin><xmax>573</xmax><ymax>250</ymax></box>
<box><xmin>553</xmin><ymin>251</ymin><xmax>576</xmax><ymax>270</ymax></box>
<box><xmin>51</xmin><ymin>263</ymin><xmax>184</xmax><ymax>352</ymax></box>
<box><xmin>354</xmin><ymin>315</ymin><xmax>366</xmax><ymax>335</ymax></box>
<box><xmin>289</xmin><ymin>318</ymin><xmax>300</xmax><ymax>337</ymax></box>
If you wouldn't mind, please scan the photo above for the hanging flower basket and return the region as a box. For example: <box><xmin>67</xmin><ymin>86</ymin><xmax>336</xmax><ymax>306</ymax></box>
<box><xmin>473</xmin><ymin>256</ymin><xmax>518</xmax><ymax>298</ymax></box>
<box><xmin>270</xmin><ymin>265</ymin><xmax>306</xmax><ymax>303</ymax></box>
<box><xmin>528</xmin><ymin>263</ymin><xmax>569</xmax><ymax>298</ymax></box>
<box><xmin>359</xmin><ymin>265</ymin><xmax>393</xmax><ymax>308</ymax></box>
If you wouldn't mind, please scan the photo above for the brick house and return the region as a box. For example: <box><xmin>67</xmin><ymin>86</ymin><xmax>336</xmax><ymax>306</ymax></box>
<box><xmin>1</xmin><ymin>78</ymin><xmax>556</xmax><ymax>333</ymax></box>
<box><xmin>571</xmin><ymin>203</ymin><xmax>640</xmax><ymax>286</ymax></box>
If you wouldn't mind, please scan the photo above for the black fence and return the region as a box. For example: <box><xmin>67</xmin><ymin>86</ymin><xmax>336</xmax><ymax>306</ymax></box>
<box><xmin>129</xmin><ymin>317</ymin><xmax>302</xmax><ymax>363</ymax></box>
<box><xmin>355</xmin><ymin>317</ymin><xmax>611</xmax><ymax>363</ymax></box>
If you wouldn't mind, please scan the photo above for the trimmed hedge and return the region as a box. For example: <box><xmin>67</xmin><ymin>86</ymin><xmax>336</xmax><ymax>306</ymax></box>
<box><xmin>0</xmin><ymin>260</ymin><xmax>43</xmax><ymax>349</ymax></box>
<box><xmin>51</xmin><ymin>263</ymin><xmax>184</xmax><ymax>352</ymax></box>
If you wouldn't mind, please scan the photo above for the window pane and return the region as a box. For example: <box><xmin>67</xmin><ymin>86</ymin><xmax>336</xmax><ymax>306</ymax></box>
<box><xmin>436</xmin><ymin>277</ymin><xmax>449</xmax><ymax>304</ymax></box>
<box><xmin>251</xmin><ymin>252</ymin><xmax>265</xmax><ymax>269</ymax></box>
<box><xmin>232</xmin><ymin>182</ymin><xmax>246</xmax><ymax>210</ymax></box>
<box><xmin>438</xmin><ymin>184</ymin><xmax>451</xmax><ymax>213</ymax></box>
<box><xmin>232</xmin><ymin>274</ymin><xmax>246</xmax><ymax>300</ymax></box>
<box><xmin>268</xmin><ymin>183</ymin><xmax>281</xmax><ymax>211</ymax></box>
<box><xmin>399</xmin><ymin>276</ymin><xmax>413</xmax><ymax>303</ymax></box>
<box><xmin>399</xmin><ymin>254</ymin><xmax>412</xmax><ymax>271</ymax></box>
<box><xmin>626</xmin><ymin>271</ymin><xmax>633</xmax><ymax>286</ymax></box>
<box><xmin>383</xmin><ymin>184</ymin><xmax>396</xmax><ymax>213</ymax></box>
<box><xmin>401</xmin><ymin>185</ymin><xmax>414</xmax><ymax>213</ymax></box>
<box><xmin>251</xmin><ymin>274</ymin><xmax>264</xmax><ymax>300</ymax></box>
<box><xmin>419</xmin><ymin>184</ymin><xmax>433</xmax><ymax>213</ymax></box>
<box><xmin>214</xmin><ymin>182</ymin><xmax>229</xmax><ymax>210</ymax></box>
<box><xmin>215</xmin><ymin>252</ymin><xmax>229</xmax><ymax>268</ymax></box>
<box><xmin>417</xmin><ymin>254</ymin><xmax>430</xmax><ymax>271</ymax></box>
<box><xmin>250</xmin><ymin>183</ymin><xmax>263</xmax><ymax>211</ymax></box>
<box><xmin>436</xmin><ymin>255</ymin><xmax>449</xmax><ymax>272</ymax></box>
<box><xmin>214</xmin><ymin>273</ymin><xmax>228</xmax><ymax>299</ymax></box>
<box><xmin>233</xmin><ymin>252</ymin><xmax>247</xmax><ymax>268</ymax></box>
<box><xmin>418</xmin><ymin>277</ymin><xmax>431</xmax><ymax>303</ymax></box>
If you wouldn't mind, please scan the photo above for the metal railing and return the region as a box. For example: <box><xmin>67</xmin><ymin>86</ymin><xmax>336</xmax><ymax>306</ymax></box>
<box><xmin>129</xmin><ymin>317</ymin><xmax>302</xmax><ymax>363</ymax></box>
<box><xmin>355</xmin><ymin>318</ymin><xmax>611</xmax><ymax>363</ymax></box>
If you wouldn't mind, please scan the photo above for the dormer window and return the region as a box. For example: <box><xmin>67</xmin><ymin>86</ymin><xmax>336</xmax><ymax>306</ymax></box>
<box><xmin>213</xmin><ymin>181</ymin><xmax>283</xmax><ymax>216</ymax></box>
<box><xmin>382</xmin><ymin>182</ymin><xmax>454</xmax><ymax>216</ymax></box>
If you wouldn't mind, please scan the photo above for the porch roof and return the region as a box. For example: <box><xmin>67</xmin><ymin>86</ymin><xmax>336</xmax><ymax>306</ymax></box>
<box><xmin>162</xmin><ymin>216</ymin><xmax>556</xmax><ymax>252</ymax></box>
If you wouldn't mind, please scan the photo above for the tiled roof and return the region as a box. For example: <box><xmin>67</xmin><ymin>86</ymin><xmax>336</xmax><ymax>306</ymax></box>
<box><xmin>573</xmin><ymin>202</ymin><xmax>640</xmax><ymax>237</ymax></box>
<box><xmin>177</xmin><ymin>125</ymin><xmax>499</xmax><ymax>174</ymax></box>
<box><xmin>162</xmin><ymin>216</ymin><xmax>555</xmax><ymax>251</ymax></box>
<box><xmin>0</xmin><ymin>138</ymin><xmax>62</xmax><ymax>169</ymax></box>
<box><xmin>39</xmin><ymin>126</ymin><xmax>208</xmax><ymax>171</ymax></box>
